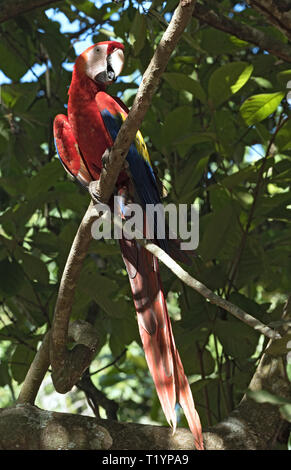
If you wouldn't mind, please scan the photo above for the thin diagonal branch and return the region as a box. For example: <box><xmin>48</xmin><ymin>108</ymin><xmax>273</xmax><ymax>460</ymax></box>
<box><xmin>193</xmin><ymin>3</ymin><xmax>291</xmax><ymax>63</ymax></box>
<box><xmin>227</xmin><ymin>116</ymin><xmax>290</xmax><ymax>294</ymax></box>
<box><xmin>246</xmin><ymin>0</ymin><xmax>291</xmax><ymax>41</ymax></box>
<box><xmin>142</xmin><ymin>241</ymin><xmax>281</xmax><ymax>341</ymax></box>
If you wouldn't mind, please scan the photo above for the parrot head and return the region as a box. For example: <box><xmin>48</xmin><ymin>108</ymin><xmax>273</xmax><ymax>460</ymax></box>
<box><xmin>75</xmin><ymin>41</ymin><xmax>124</xmax><ymax>88</ymax></box>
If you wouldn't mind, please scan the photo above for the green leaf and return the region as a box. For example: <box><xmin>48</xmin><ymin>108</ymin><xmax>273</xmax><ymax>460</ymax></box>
<box><xmin>25</xmin><ymin>160</ymin><xmax>63</xmax><ymax>200</ymax></box>
<box><xmin>69</xmin><ymin>0</ymin><xmax>105</xmax><ymax>20</ymax></box>
<box><xmin>11</xmin><ymin>344</ymin><xmax>36</xmax><ymax>384</ymax></box>
<box><xmin>201</xmin><ymin>28</ymin><xmax>249</xmax><ymax>56</ymax></box>
<box><xmin>220</xmin><ymin>166</ymin><xmax>257</xmax><ymax>189</ymax></box>
<box><xmin>175</xmin><ymin>154</ymin><xmax>209</xmax><ymax>203</ymax></box>
<box><xmin>277</xmin><ymin>69</ymin><xmax>291</xmax><ymax>89</ymax></box>
<box><xmin>32</xmin><ymin>232</ymin><xmax>60</xmax><ymax>256</ymax></box>
<box><xmin>0</xmin><ymin>259</ymin><xmax>24</xmax><ymax>297</ymax></box>
<box><xmin>0</xmin><ymin>41</ymin><xmax>28</xmax><ymax>81</ymax></box>
<box><xmin>275</xmin><ymin>119</ymin><xmax>291</xmax><ymax>151</ymax></box>
<box><xmin>199</xmin><ymin>202</ymin><xmax>236</xmax><ymax>261</ymax></box>
<box><xmin>265</xmin><ymin>333</ymin><xmax>291</xmax><ymax>357</ymax></box>
<box><xmin>19</xmin><ymin>252</ymin><xmax>49</xmax><ymax>285</ymax></box>
<box><xmin>162</xmin><ymin>106</ymin><xmax>193</xmax><ymax>147</ymax></box>
<box><xmin>280</xmin><ymin>404</ymin><xmax>291</xmax><ymax>423</ymax></box>
<box><xmin>78</xmin><ymin>264</ymin><xmax>129</xmax><ymax>319</ymax></box>
<box><xmin>208</xmin><ymin>62</ymin><xmax>253</xmax><ymax>107</ymax></box>
<box><xmin>0</xmin><ymin>361</ymin><xmax>11</xmax><ymax>387</ymax></box>
<box><xmin>215</xmin><ymin>318</ymin><xmax>259</xmax><ymax>359</ymax></box>
<box><xmin>129</xmin><ymin>11</ymin><xmax>146</xmax><ymax>55</ymax></box>
<box><xmin>163</xmin><ymin>73</ymin><xmax>207</xmax><ymax>103</ymax></box>
<box><xmin>247</xmin><ymin>389</ymin><xmax>291</xmax><ymax>406</ymax></box>
<box><xmin>240</xmin><ymin>92</ymin><xmax>284</xmax><ymax>126</ymax></box>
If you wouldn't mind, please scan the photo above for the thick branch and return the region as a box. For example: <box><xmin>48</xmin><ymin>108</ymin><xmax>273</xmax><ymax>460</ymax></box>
<box><xmin>17</xmin><ymin>331</ymin><xmax>51</xmax><ymax>405</ymax></box>
<box><xmin>0</xmin><ymin>0</ymin><xmax>62</xmax><ymax>23</ymax></box>
<box><xmin>50</xmin><ymin>202</ymin><xmax>99</xmax><ymax>393</ymax></box>
<box><xmin>17</xmin><ymin>320</ymin><xmax>99</xmax><ymax>404</ymax></box>
<box><xmin>193</xmin><ymin>3</ymin><xmax>291</xmax><ymax>63</ymax></box>
<box><xmin>204</xmin><ymin>296</ymin><xmax>291</xmax><ymax>449</ymax></box>
<box><xmin>92</xmin><ymin>0</ymin><xmax>197</xmax><ymax>203</ymax></box>
<box><xmin>5</xmin><ymin>299</ymin><xmax>289</xmax><ymax>450</ymax></box>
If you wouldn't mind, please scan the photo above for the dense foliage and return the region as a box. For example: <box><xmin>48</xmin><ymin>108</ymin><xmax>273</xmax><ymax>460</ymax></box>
<box><xmin>0</xmin><ymin>0</ymin><xmax>290</xmax><ymax>438</ymax></box>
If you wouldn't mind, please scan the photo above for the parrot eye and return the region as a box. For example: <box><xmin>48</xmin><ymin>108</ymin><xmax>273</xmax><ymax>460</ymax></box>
<box><xmin>96</xmin><ymin>48</ymin><xmax>100</xmax><ymax>52</ymax></box>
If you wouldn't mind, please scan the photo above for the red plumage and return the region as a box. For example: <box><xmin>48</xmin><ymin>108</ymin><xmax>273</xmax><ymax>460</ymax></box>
<box><xmin>53</xmin><ymin>41</ymin><xmax>203</xmax><ymax>450</ymax></box>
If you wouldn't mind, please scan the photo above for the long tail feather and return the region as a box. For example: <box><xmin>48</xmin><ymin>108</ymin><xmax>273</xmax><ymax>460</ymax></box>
<box><xmin>119</xmin><ymin>236</ymin><xmax>204</xmax><ymax>449</ymax></box>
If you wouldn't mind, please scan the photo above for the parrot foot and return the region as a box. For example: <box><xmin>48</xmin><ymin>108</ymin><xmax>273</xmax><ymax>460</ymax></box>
<box><xmin>88</xmin><ymin>181</ymin><xmax>101</xmax><ymax>203</ymax></box>
<box><xmin>102</xmin><ymin>148</ymin><xmax>111</xmax><ymax>170</ymax></box>
<box><xmin>102</xmin><ymin>147</ymin><xmax>129</xmax><ymax>172</ymax></box>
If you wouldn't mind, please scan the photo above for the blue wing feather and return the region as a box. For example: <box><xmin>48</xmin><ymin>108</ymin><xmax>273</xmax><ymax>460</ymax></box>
<box><xmin>100</xmin><ymin>108</ymin><xmax>167</xmax><ymax>252</ymax></box>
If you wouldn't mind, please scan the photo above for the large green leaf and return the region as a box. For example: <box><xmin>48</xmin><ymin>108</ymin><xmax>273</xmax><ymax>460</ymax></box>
<box><xmin>78</xmin><ymin>263</ymin><xmax>130</xmax><ymax>319</ymax></box>
<box><xmin>19</xmin><ymin>252</ymin><xmax>49</xmax><ymax>285</ymax></box>
<box><xmin>201</xmin><ymin>28</ymin><xmax>249</xmax><ymax>56</ymax></box>
<box><xmin>0</xmin><ymin>41</ymin><xmax>28</xmax><ymax>81</ymax></box>
<box><xmin>199</xmin><ymin>202</ymin><xmax>237</xmax><ymax>261</ymax></box>
<box><xmin>129</xmin><ymin>10</ymin><xmax>147</xmax><ymax>55</ymax></box>
<box><xmin>247</xmin><ymin>389</ymin><xmax>291</xmax><ymax>407</ymax></box>
<box><xmin>162</xmin><ymin>106</ymin><xmax>193</xmax><ymax>147</ymax></box>
<box><xmin>163</xmin><ymin>73</ymin><xmax>207</xmax><ymax>103</ymax></box>
<box><xmin>215</xmin><ymin>318</ymin><xmax>259</xmax><ymax>359</ymax></box>
<box><xmin>11</xmin><ymin>344</ymin><xmax>37</xmax><ymax>384</ymax></box>
<box><xmin>208</xmin><ymin>62</ymin><xmax>253</xmax><ymax>107</ymax></box>
<box><xmin>240</xmin><ymin>92</ymin><xmax>284</xmax><ymax>125</ymax></box>
<box><xmin>25</xmin><ymin>160</ymin><xmax>63</xmax><ymax>200</ymax></box>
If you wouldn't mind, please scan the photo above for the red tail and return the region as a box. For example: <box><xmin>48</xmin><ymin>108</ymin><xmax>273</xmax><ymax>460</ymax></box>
<box><xmin>119</xmin><ymin>237</ymin><xmax>204</xmax><ymax>450</ymax></box>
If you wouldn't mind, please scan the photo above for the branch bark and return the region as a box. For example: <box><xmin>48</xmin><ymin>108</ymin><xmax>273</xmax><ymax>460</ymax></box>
<box><xmin>7</xmin><ymin>298</ymin><xmax>289</xmax><ymax>450</ymax></box>
<box><xmin>193</xmin><ymin>2</ymin><xmax>291</xmax><ymax>63</ymax></box>
<box><xmin>0</xmin><ymin>0</ymin><xmax>62</xmax><ymax>24</ymax></box>
<box><xmin>246</xmin><ymin>0</ymin><xmax>291</xmax><ymax>41</ymax></box>
<box><xmin>17</xmin><ymin>331</ymin><xmax>51</xmax><ymax>405</ymax></box>
<box><xmin>2</xmin><ymin>325</ymin><xmax>290</xmax><ymax>450</ymax></box>
<box><xmin>142</xmin><ymin>242</ymin><xmax>281</xmax><ymax>340</ymax></box>
<box><xmin>50</xmin><ymin>202</ymin><xmax>99</xmax><ymax>393</ymax></box>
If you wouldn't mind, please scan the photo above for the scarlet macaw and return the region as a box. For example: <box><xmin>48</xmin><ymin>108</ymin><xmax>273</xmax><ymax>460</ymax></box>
<box><xmin>53</xmin><ymin>41</ymin><xmax>203</xmax><ymax>450</ymax></box>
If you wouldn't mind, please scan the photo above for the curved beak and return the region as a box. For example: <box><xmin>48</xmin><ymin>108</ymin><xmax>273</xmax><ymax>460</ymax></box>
<box><xmin>95</xmin><ymin>47</ymin><xmax>124</xmax><ymax>85</ymax></box>
<box><xmin>107</xmin><ymin>48</ymin><xmax>124</xmax><ymax>82</ymax></box>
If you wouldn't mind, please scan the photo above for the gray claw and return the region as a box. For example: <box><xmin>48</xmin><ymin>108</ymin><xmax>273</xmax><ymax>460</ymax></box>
<box><xmin>102</xmin><ymin>148</ymin><xmax>111</xmax><ymax>170</ymax></box>
<box><xmin>88</xmin><ymin>181</ymin><xmax>100</xmax><ymax>203</ymax></box>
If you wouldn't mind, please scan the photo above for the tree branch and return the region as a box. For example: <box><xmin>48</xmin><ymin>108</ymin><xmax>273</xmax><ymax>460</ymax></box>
<box><xmin>227</xmin><ymin>116</ymin><xmax>289</xmax><ymax>294</ymax></box>
<box><xmin>193</xmin><ymin>2</ymin><xmax>291</xmax><ymax>63</ymax></box>
<box><xmin>142</xmin><ymin>242</ymin><xmax>280</xmax><ymax>341</ymax></box>
<box><xmin>0</xmin><ymin>0</ymin><xmax>62</xmax><ymax>24</ymax></box>
<box><xmin>17</xmin><ymin>331</ymin><xmax>51</xmax><ymax>405</ymax></box>
<box><xmin>246</xmin><ymin>0</ymin><xmax>291</xmax><ymax>41</ymax></box>
<box><xmin>50</xmin><ymin>202</ymin><xmax>99</xmax><ymax>393</ymax></box>
<box><xmin>6</xmin><ymin>298</ymin><xmax>289</xmax><ymax>450</ymax></box>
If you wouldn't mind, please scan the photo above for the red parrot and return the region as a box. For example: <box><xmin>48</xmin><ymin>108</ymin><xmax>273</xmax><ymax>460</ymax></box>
<box><xmin>53</xmin><ymin>41</ymin><xmax>203</xmax><ymax>450</ymax></box>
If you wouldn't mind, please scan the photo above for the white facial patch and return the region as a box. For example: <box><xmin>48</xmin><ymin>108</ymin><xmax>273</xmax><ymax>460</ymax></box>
<box><xmin>84</xmin><ymin>44</ymin><xmax>108</xmax><ymax>82</ymax></box>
